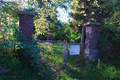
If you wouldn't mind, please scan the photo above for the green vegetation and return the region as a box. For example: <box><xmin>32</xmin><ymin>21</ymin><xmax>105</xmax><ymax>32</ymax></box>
<box><xmin>40</xmin><ymin>43</ymin><xmax>85</xmax><ymax>66</ymax></box>
<box><xmin>0</xmin><ymin>0</ymin><xmax>120</xmax><ymax>80</ymax></box>
<box><xmin>40</xmin><ymin>43</ymin><xmax>64</xmax><ymax>65</ymax></box>
<box><xmin>39</xmin><ymin>43</ymin><xmax>120</xmax><ymax>80</ymax></box>
<box><xmin>0</xmin><ymin>30</ymin><xmax>54</xmax><ymax>79</ymax></box>
<box><xmin>57</xmin><ymin>64</ymin><xmax>120</xmax><ymax>80</ymax></box>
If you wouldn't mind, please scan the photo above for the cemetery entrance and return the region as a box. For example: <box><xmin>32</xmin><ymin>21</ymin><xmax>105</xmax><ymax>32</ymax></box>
<box><xmin>36</xmin><ymin>40</ymin><xmax>89</xmax><ymax>68</ymax></box>
<box><xmin>17</xmin><ymin>11</ymin><xmax>100</xmax><ymax>68</ymax></box>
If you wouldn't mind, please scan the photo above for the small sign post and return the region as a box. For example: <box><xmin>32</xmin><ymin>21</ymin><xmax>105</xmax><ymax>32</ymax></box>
<box><xmin>70</xmin><ymin>45</ymin><xmax>80</xmax><ymax>55</ymax></box>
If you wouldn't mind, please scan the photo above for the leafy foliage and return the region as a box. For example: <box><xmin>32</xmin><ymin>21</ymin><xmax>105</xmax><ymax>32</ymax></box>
<box><xmin>0</xmin><ymin>27</ymin><xmax>54</xmax><ymax>79</ymax></box>
<box><xmin>69</xmin><ymin>0</ymin><xmax>113</xmax><ymax>34</ymax></box>
<box><xmin>0</xmin><ymin>1</ymin><xmax>54</xmax><ymax>79</ymax></box>
<box><xmin>19</xmin><ymin>0</ymin><xmax>72</xmax><ymax>42</ymax></box>
<box><xmin>70</xmin><ymin>0</ymin><xmax>112</xmax><ymax>23</ymax></box>
<box><xmin>98</xmin><ymin>0</ymin><xmax>120</xmax><ymax>61</ymax></box>
<box><xmin>1</xmin><ymin>0</ymin><xmax>120</xmax><ymax>79</ymax></box>
<box><xmin>0</xmin><ymin>1</ymin><xmax>22</xmax><ymax>26</ymax></box>
<box><xmin>67</xmin><ymin>30</ymin><xmax>81</xmax><ymax>43</ymax></box>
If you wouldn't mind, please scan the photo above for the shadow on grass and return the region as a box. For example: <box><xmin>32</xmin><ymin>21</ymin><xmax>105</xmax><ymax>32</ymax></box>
<box><xmin>58</xmin><ymin>59</ymin><xmax>120</xmax><ymax>80</ymax></box>
<box><xmin>60</xmin><ymin>66</ymin><xmax>104</xmax><ymax>80</ymax></box>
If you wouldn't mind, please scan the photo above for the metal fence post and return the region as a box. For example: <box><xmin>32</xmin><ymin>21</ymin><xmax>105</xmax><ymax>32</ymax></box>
<box><xmin>63</xmin><ymin>40</ymin><xmax>68</xmax><ymax>68</ymax></box>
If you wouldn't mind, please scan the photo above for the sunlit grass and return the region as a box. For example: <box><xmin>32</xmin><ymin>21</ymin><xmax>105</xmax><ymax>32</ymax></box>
<box><xmin>40</xmin><ymin>43</ymin><xmax>64</xmax><ymax>65</ymax></box>
<box><xmin>40</xmin><ymin>43</ymin><xmax>85</xmax><ymax>66</ymax></box>
<box><xmin>0</xmin><ymin>35</ymin><xmax>3</xmax><ymax>38</ymax></box>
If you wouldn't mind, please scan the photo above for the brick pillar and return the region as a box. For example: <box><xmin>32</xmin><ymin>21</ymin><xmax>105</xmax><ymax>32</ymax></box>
<box><xmin>18</xmin><ymin>11</ymin><xmax>35</xmax><ymax>40</ymax></box>
<box><xmin>84</xmin><ymin>22</ymin><xmax>100</xmax><ymax>60</ymax></box>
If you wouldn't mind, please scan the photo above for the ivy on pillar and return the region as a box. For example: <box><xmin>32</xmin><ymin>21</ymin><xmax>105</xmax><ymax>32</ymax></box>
<box><xmin>84</xmin><ymin>22</ymin><xmax>100</xmax><ymax>60</ymax></box>
<box><xmin>17</xmin><ymin>11</ymin><xmax>35</xmax><ymax>67</ymax></box>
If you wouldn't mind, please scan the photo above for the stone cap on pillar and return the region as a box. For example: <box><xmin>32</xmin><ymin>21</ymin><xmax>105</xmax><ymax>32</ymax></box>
<box><xmin>83</xmin><ymin>22</ymin><xmax>100</xmax><ymax>26</ymax></box>
<box><xmin>18</xmin><ymin>11</ymin><xmax>35</xmax><ymax>16</ymax></box>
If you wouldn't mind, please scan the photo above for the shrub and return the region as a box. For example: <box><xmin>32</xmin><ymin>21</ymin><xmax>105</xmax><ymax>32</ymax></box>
<box><xmin>99</xmin><ymin>22</ymin><xmax>120</xmax><ymax>60</ymax></box>
<box><xmin>0</xmin><ymin>28</ymin><xmax>54</xmax><ymax>79</ymax></box>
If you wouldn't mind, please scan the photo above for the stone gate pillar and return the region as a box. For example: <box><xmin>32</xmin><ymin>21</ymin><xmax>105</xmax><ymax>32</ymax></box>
<box><xmin>18</xmin><ymin>11</ymin><xmax>35</xmax><ymax>40</ymax></box>
<box><xmin>84</xmin><ymin>22</ymin><xmax>100</xmax><ymax>60</ymax></box>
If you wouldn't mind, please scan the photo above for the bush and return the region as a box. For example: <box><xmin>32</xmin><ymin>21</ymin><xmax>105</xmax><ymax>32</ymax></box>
<box><xmin>99</xmin><ymin>22</ymin><xmax>120</xmax><ymax>60</ymax></box>
<box><xmin>0</xmin><ymin>28</ymin><xmax>54</xmax><ymax>79</ymax></box>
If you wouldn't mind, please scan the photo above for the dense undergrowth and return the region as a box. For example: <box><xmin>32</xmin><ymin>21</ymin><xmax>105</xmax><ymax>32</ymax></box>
<box><xmin>0</xmin><ymin>1</ymin><xmax>120</xmax><ymax>80</ymax></box>
<box><xmin>0</xmin><ymin>23</ymin><xmax>120</xmax><ymax>80</ymax></box>
<box><xmin>0</xmin><ymin>29</ymin><xmax>54</xmax><ymax>80</ymax></box>
<box><xmin>0</xmin><ymin>28</ymin><xmax>120</xmax><ymax>80</ymax></box>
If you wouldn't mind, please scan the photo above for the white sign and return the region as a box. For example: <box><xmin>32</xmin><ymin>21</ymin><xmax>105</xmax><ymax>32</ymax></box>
<box><xmin>70</xmin><ymin>45</ymin><xmax>80</xmax><ymax>55</ymax></box>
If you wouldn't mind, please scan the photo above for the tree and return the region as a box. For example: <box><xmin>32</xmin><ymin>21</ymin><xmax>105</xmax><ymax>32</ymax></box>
<box><xmin>105</xmin><ymin>0</ymin><xmax>120</xmax><ymax>29</ymax></box>
<box><xmin>0</xmin><ymin>1</ymin><xmax>22</xmax><ymax>26</ymax></box>
<box><xmin>69</xmin><ymin>0</ymin><xmax>113</xmax><ymax>32</ymax></box>
<box><xmin>29</xmin><ymin>0</ymin><xmax>71</xmax><ymax>40</ymax></box>
<box><xmin>0</xmin><ymin>0</ymin><xmax>72</xmax><ymax>41</ymax></box>
<box><xmin>0</xmin><ymin>1</ymin><xmax>22</xmax><ymax>40</ymax></box>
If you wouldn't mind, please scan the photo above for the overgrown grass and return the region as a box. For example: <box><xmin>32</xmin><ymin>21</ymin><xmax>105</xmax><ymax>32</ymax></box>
<box><xmin>40</xmin><ymin>42</ymin><xmax>120</xmax><ymax>80</ymax></box>
<box><xmin>1</xmin><ymin>42</ymin><xmax>120</xmax><ymax>80</ymax></box>
<box><xmin>40</xmin><ymin>43</ymin><xmax>64</xmax><ymax>65</ymax></box>
<box><xmin>40</xmin><ymin>43</ymin><xmax>85</xmax><ymax>66</ymax></box>
<box><xmin>57</xmin><ymin>64</ymin><xmax>120</xmax><ymax>80</ymax></box>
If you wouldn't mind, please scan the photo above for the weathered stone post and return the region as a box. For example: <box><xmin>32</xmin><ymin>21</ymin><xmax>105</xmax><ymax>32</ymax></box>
<box><xmin>47</xmin><ymin>34</ymin><xmax>53</xmax><ymax>41</ymax></box>
<box><xmin>18</xmin><ymin>11</ymin><xmax>35</xmax><ymax>40</ymax></box>
<box><xmin>17</xmin><ymin>11</ymin><xmax>35</xmax><ymax>67</ymax></box>
<box><xmin>47</xmin><ymin>34</ymin><xmax>53</xmax><ymax>43</ymax></box>
<box><xmin>84</xmin><ymin>22</ymin><xmax>100</xmax><ymax>60</ymax></box>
